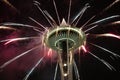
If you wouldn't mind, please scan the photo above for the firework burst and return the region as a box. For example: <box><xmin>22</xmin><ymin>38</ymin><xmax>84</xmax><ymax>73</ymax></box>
<box><xmin>0</xmin><ymin>0</ymin><xmax>120</xmax><ymax>80</ymax></box>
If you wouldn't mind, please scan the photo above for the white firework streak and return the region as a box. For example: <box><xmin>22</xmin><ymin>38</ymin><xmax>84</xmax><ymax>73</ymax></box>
<box><xmin>0</xmin><ymin>45</ymin><xmax>41</xmax><ymax>69</ymax></box>
<box><xmin>88</xmin><ymin>51</ymin><xmax>116</xmax><ymax>71</ymax></box>
<box><xmin>100</xmin><ymin>0</ymin><xmax>120</xmax><ymax>15</ymax></box>
<box><xmin>80</xmin><ymin>15</ymin><xmax>96</xmax><ymax>30</ymax></box>
<box><xmin>33</xmin><ymin>1</ymin><xmax>54</xmax><ymax>28</ymax></box>
<box><xmin>82</xmin><ymin>0</ymin><xmax>120</xmax><ymax>29</ymax></box>
<box><xmin>73</xmin><ymin>3</ymin><xmax>90</xmax><ymax>26</ymax></box>
<box><xmin>73</xmin><ymin>60</ymin><xmax>80</xmax><ymax>80</ymax></box>
<box><xmin>0</xmin><ymin>37</ymin><xmax>41</xmax><ymax>45</ymax></box>
<box><xmin>43</xmin><ymin>10</ymin><xmax>57</xmax><ymax>26</ymax></box>
<box><xmin>89</xmin><ymin>43</ymin><xmax>120</xmax><ymax>58</ymax></box>
<box><xmin>29</xmin><ymin>17</ymin><xmax>49</xmax><ymax>31</ymax></box>
<box><xmin>84</xmin><ymin>25</ymin><xmax>98</xmax><ymax>33</ymax></box>
<box><xmin>0</xmin><ymin>22</ymin><xmax>42</xmax><ymax>33</ymax></box>
<box><xmin>67</xmin><ymin>0</ymin><xmax>72</xmax><ymax>24</ymax></box>
<box><xmin>52</xmin><ymin>0</ymin><xmax>61</xmax><ymax>25</ymax></box>
<box><xmin>23</xmin><ymin>56</ymin><xmax>45</xmax><ymax>80</ymax></box>
<box><xmin>84</xmin><ymin>15</ymin><xmax>120</xmax><ymax>33</ymax></box>
<box><xmin>87</xmin><ymin>15</ymin><xmax>120</xmax><ymax>26</ymax></box>
<box><xmin>54</xmin><ymin>62</ymin><xmax>58</xmax><ymax>80</ymax></box>
<box><xmin>2</xmin><ymin>0</ymin><xmax>18</xmax><ymax>11</ymax></box>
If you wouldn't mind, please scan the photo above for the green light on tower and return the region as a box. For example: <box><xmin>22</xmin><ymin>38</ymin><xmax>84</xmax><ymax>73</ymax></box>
<box><xmin>44</xmin><ymin>19</ymin><xmax>86</xmax><ymax>80</ymax></box>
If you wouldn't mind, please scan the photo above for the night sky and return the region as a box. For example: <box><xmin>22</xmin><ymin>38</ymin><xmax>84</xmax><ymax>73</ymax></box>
<box><xmin>0</xmin><ymin>0</ymin><xmax>120</xmax><ymax>80</ymax></box>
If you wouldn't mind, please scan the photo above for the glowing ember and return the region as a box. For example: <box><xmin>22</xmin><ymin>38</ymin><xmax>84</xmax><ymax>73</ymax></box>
<box><xmin>81</xmin><ymin>45</ymin><xmax>87</xmax><ymax>53</ymax></box>
<box><xmin>47</xmin><ymin>49</ymin><xmax>52</xmax><ymax>57</ymax></box>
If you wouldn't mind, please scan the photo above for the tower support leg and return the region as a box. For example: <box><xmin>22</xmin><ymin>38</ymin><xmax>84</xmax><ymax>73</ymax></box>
<box><xmin>58</xmin><ymin>41</ymin><xmax>74</xmax><ymax>80</ymax></box>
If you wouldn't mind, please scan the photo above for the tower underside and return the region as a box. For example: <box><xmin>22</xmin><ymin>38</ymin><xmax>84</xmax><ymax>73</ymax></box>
<box><xmin>44</xmin><ymin>26</ymin><xmax>86</xmax><ymax>80</ymax></box>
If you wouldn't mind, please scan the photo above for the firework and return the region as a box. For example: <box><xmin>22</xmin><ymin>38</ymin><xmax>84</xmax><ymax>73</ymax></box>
<box><xmin>0</xmin><ymin>0</ymin><xmax>120</xmax><ymax>80</ymax></box>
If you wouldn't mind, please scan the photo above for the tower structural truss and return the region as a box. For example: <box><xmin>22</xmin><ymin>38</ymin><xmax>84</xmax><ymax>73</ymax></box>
<box><xmin>44</xmin><ymin>20</ymin><xmax>86</xmax><ymax>80</ymax></box>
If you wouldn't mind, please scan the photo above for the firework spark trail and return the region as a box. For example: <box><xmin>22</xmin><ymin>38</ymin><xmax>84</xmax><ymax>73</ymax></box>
<box><xmin>100</xmin><ymin>0</ymin><xmax>120</xmax><ymax>15</ymax></box>
<box><xmin>87</xmin><ymin>15</ymin><xmax>120</xmax><ymax>26</ymax></box>
<box><xmin>33</xmin><ymin>0</ymin><xmax>40</xmax><ymax>5</ymax></box>
<box><xmin>33</xmin><ymin>1</ymin><xmax>54</xmax><ymax>28</ymax></box>
<box><xmin>2</xmin><ymin>0</ymin><xmax>18</xmax><ymax>11</ymax></box>
<box><xmin>88</xmin><ymin>51</ymin><xmax>116</xmax><ymax>71</ymax></box>
<box><xmin>73</xmin><ymin>60</ymin><xmax>80</xmax><ymax>80</ymax></box>
<box><xmin>80</xmin><ymin>16</ymin><xmax>96</xmax><ymax>30</ymax></box>
<box><xmin>67</xmin><ymin>0</ymin><xmax>72</xmax><ymax>24</ymax></box>
<box><xmin>23</xmin><ymin>56</ymin><xmax>45</xmax><ymax>80</ymax></box>
<box><xmin>29</xmin><ymin>17</ymin><xmax>48</xmax><ymax>31</ymax></box>
<box><xmin>54</xmin><ymin>62</ymin><xmax>58</xmax><ymax>80</ymax></box>
<box><xmin>53</xmin><ymin>0</ymin><xmax>61</xmax><ymax>25</ymax></box>
<box><xmin>111</xmin><ymin>21</ymin><xmax>120</xmax><ymax>25</ymax></box>
<box><xmin>0</xmin><ymin>23</ymin><xmax>42</xmax><ymax>33</ymax></box>
<box><xmin>43</xmin><ymin>10</ymin><xmax>57</xmax><ymax>25</ymax></box>
<box><xmin>72</xmin><ymin>3</ymin><xmax>90</xmax><ymax>26</ymax></box>
<box><xmin>84</xmin><ymin>15</ymin><xmax>120</xmax><ymax>33</ymax></box>
<box><xmin>0</xmin><ymin>0</ymin><xmax>119</xmax><ymax>80</ymax></box>
<box><xmin>84</xmin><ymin>25</ymin><xmax>98</xmax><ymax>33</ymax></box>
<box><xmin>81</xmin><ymin>0</ymin><xmax>120</xmax><ymax>30</ymax></box>
<box><xmin>95</xmin><ymin>33</ymin><xmax>120</xmax><ymax>39</ymax></box>
<box><xmin>0</xmin><ymin>37</ymin><xmax>40</xmax><ymax>45</ymax></box>
<box><xmin>0</xmin><ymin>45</ymin><xmax>41</xmax><ymax>69</ymax></box>
<box><xmin>0</xmin><ymin>26</ymin><xmax>16</xmax><ymax>30</ymax></box>
<box><xmin>89</xmin><ymin>43</ymin><xmax>120</xmax><ymax>58</ymax></box>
